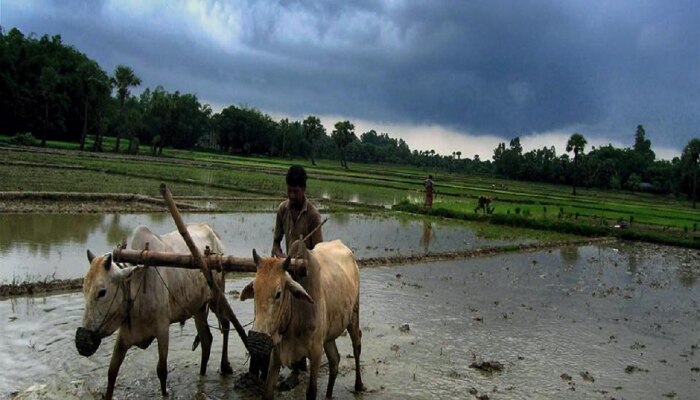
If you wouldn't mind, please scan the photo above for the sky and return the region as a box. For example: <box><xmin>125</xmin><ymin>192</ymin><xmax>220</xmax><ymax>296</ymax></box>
<box><xmin>2</xmin><ymin>0</ymin><xmax>699</xmax><ymax>160</ymax></box>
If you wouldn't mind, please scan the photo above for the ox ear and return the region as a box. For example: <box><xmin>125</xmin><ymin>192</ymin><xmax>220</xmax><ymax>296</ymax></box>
<box><xmin>87</xmin><ymin>250</ymin><xmax>95</xmax><ymax>264</ymax></box>
<box><xmin>112</xmin><ymin>266</ymin><xmax>137</xmax><ymax>282</ymax></box>
<box><xmin>103</xmin><ymin>253</ymin><xmax>112</xmax><ymax>271</ymax></box>
<box><xmin>286</xmin><ymin>273</ymin><xmax>313</xmax><ymax>304</ymax></box>
<box><xmin>240</xmin><ymin>281</ymin><xmax>254</xmax><ymax>301</ymax></box>
<box><xmin>252</xmin><ymin>249</ymin><xmax>261</xmax><ymax>267</ymax></box>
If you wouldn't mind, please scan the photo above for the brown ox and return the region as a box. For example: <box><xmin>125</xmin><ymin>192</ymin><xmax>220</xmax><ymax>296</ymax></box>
<box><xmin>76</xmin><ymin>223</ymin><xmax>231</xmax><ymax>400</ymax></box>
<box><xmin>240</xmin><ymin>239</ymin><xmax>365</xmax><ymax>399</ymax></box>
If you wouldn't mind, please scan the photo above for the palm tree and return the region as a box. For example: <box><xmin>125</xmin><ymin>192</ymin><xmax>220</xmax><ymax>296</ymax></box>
<box><xmin>331</xmin><ymin>120</ymin><xmax>355</xmax><ymax>169</ymax></box>
<box><xmin>303</xmin><ymin>115</ymin><xmax>325</xmax><ymax>166</ymax></box>
<box><xmin>111</xmin><ymin>65</ymin><xmax>141</xmax><ymax>153</ymax></box>
<box><xmin>566</xmin><ymin>133</ymin><xmax>587</xmax><ymax>195</ymax></box>
<box><xmin>682</xmin><ymin>138</ymin><xmax>700</xmax><ymax>208</ymax></box>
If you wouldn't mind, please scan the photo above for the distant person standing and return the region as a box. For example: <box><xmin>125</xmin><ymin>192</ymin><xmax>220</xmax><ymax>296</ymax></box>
<box><xmin>423</xmin><ymin>175</ymin><xmax>434</xmax><ymax>208</ymax></box>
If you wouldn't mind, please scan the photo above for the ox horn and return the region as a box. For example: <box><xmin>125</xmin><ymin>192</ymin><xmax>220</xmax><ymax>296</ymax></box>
<box><xmin>87</xmin><ymin>249</ymin><xmax>95</xmax><ymax>263</ymax></box>
<box><xmin>252</xmin><ymin>249</ymin><xmax>261</xmax><ymax>267</ymax></box>
<box><xmin>282</xmin><ymin>255</ymin><xmax>292</xmax><ymax>272</ymax></box>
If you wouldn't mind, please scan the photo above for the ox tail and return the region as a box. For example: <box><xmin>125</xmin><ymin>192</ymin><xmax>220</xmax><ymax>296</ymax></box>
<box><xmin>192</xmin><ymin>334</ymin><xmax>200</xmax><ymax>351</ymax></box>
<box><xmin>178</xmin><ymin>320</ymin><xmax>201</xmax><ymax>351</ymax></box>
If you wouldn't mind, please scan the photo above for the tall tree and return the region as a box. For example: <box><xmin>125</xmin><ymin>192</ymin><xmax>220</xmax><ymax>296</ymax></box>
<box><xmin>38</xmin><ymin>66</ymin><xmax>60</xmax><ymax>147</ymax></box>
<box><xmin>111</xmin><ymin>65</ymin><xmax>141</xmax><ymax>153</ymax></box>
<box><xmin>303</xmin><ymin>115</ymin><xmax>325</xmax><ymax>166</ymax></box>
<box><xmin>566</xmin><ymin>133</ymin><xmax>587</xmax><ymax>195</ymax></box>
<box><xmin>682</xmin><ymin>138</ymin><xmax>700</xmax><ymax>208</ymax></box>
<box><xmin>331</xmin><ymin>120</ymin><xmax>356</xmax><ymax>169</ymax></box>
<box><xmin>633</xmin><ymin>124</ymin><xmax>655</xmax><ymax>175</ymax></box>
<box><xmin>77</xmin><ymin>60</ymin><xmax>110</xmax><ymax>150</ymax></box>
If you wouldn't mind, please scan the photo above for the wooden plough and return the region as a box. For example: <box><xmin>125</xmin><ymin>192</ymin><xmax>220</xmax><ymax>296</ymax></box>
<box><xmin>110</xmin><ymin>183</ymin><xmax>305</xmax><ymax>352</ymax></box>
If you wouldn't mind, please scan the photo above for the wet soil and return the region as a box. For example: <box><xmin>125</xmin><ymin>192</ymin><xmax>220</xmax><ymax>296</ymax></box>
<box><xmin>2</xmin><ymin>242</ymin><xmax>698</xmax><ymax>399</ymax></box>
<box><xmin>0</xmin><ymin>237</ymin><xmax>613</xmax><ymax>298</ymax></box>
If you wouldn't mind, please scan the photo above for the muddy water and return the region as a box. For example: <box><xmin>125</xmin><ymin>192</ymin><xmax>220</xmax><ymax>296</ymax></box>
<box><xmin>2</xmin><ymin>243</ymin><xmax>698</xmax><ymax>399</ymax></box>
<box><xmin>0</xmin><ymin>213</ymin><xmax>527</xmax><ymax>283</ymax></box>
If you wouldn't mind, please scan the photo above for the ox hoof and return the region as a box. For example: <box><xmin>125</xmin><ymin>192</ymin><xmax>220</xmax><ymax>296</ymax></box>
<box><xmin>234</xmin><ymin>372</ymin><xmax>262</xmax><ymax>389</ymax></box>
<box><xmin>354</xmin><ymin>383</ymin><xmax>367</xmax><ymax>392</ymax></box>
<box><xmin>220</xmin><ymin>362</ymin><xmax>233</xmax><ymax>375</ymax></box>
<box><xmin>277</xmin><ymin>373</ymin><xmax>301</xmax><ymax>391</ymax></box>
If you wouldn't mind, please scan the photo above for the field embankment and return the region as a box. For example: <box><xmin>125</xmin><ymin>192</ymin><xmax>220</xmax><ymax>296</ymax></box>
<box><xmin>1</xmin><ymin>141</ymin><xmax>698</xmax><ymax>247</ymax></box>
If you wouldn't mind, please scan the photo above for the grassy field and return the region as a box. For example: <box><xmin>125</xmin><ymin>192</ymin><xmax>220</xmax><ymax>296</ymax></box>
<box><xmin>1</xmin><ymin>135</ymin><xmax>698</xmax><ymax>248</ymax></box>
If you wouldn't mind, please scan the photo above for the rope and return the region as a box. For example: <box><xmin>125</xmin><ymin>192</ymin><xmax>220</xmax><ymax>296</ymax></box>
<box><xmin>302</xmin><ymin>217</ymin><xmax>328</xmax><ymax>243</ymax></box>
<box><xmin>94</xmin><ymin>279</ymin><xmax>122</xmax><ymax>333</ymax></box>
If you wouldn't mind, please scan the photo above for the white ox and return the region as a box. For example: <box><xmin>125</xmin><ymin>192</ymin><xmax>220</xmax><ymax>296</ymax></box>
<box><xmin>240</xmin><ymin>239</ymin><xmax>366</xmax><ymax>399</ymax></box>
<box><xmin>76</xmin><ymin>223</ymin><xmax>231</xmax><ymax>400</ymax></box>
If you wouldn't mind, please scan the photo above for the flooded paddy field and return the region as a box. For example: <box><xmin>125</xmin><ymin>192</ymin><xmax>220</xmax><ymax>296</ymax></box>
<box><xmin>2</xmin><ymin>242</ymin><xmax>698</xmax><ymax>399</ymax></box>
<box><xmin>0</xmin><ymin>212</ymin><xmax>544</xmax><ymax>284</ymax></box>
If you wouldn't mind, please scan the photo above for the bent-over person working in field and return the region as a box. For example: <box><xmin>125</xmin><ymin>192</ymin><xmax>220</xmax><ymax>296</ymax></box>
<box><xmin>269</xmin><ymin>165</ymin><xmax>324</xmax><ymax>390</ymax></box>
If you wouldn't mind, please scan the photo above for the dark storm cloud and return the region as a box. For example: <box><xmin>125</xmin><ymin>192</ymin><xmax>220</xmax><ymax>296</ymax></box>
<box><xmin>3</xmin><ymin>0</ymin><xmax>699</xmax><ymax>151</ymax></box>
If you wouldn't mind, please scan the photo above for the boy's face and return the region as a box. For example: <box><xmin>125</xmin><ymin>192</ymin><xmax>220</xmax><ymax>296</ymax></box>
<box><xmin>287</xmin><ymin>185</ymin><xmax>305</xmax><ymax>208</ymax></box>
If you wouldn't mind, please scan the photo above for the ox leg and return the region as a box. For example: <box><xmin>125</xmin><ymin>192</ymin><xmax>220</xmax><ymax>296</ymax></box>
<box><xmin>218</xmin><ymin>316</ymin><xmax>232</xmax><ymax>374</ymax></box>
<box><xmin>323</xmin><ymin>340</ymin><xmax>340</xmax><ymax>399</ymax></box>
<box><xmin>156</xmin><ymin>332</ymin><xmax>169</xmax><ymax>396</ymax></box>
<box><xmin>306</xmin><ymin>346</ymin><xmax>323</xmax><ymax>400</ymax></box>
<box><xmin>105</xmin><ymin>336</ymin><xmax>128</xmax><ymax>400</ymax></box>
<box><xmin>213</xmin><ymin>278</ymin><xmax>232</xmax><ymax>375</ymax></box>
<box><xmin>348</xmin><ymin>301</ymin><xmax>366</xmax><ymax>392</ymax></box>
<box><xmin>194</xmin><ymin>306</ymin><xmax>213</xmax><ymax>376</ymax></box>
<box><xmin>264</xmin><ymin>347</ymin><xmax>282</xmax><ymax>400</ymax></box>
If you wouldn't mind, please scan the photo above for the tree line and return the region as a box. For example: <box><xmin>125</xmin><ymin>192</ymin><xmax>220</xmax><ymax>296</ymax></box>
<box><xmin>1</xmin><ymin>27</ymin><xmax>698</xmax><ymax>205</ymax></box>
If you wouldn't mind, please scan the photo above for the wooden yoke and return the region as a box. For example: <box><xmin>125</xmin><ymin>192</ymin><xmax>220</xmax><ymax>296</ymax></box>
<box><xmin>110</xmin><ymin>250</ymin><xmax>305</xmax><ymax>272</ymax></box>
<box><xmin>159</xmin><ymin>183</ymin><xmax>249</xmax><ymax>349</ymax></box>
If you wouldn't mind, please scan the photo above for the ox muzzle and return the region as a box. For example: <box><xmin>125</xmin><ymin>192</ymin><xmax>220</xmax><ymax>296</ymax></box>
<box><xmin>75</xmin><ymin>327</ymin><xmax>102</xmax><ymax>357</ymax></box>
<box><xmin>248</xmin><ymin>330</ymin><xmax>273</xmax><ymax>359</ymax></box>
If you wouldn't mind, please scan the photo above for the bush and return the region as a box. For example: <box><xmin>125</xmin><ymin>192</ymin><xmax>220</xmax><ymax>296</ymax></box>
<box><xmin>8</xmin><ymin>132</ymin><xmax>38</xmax><ymax>146</ymax></box>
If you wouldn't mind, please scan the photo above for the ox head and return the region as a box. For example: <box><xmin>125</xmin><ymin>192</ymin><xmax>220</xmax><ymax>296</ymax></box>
<box><xmin>240</xmin><ymin>249</ymin><xmax>313</xmax><ymax>350</ymax></box>
<box><xmin>75</xmin><ymin>250</ymin><xmax>136</xmax><ymax>356</ymax></box>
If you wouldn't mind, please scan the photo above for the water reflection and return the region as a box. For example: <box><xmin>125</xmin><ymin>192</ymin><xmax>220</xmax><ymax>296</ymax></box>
<box><xmin>627</xmin><ymin>251</ymin><xmax>639</xmax><ymax>275</ymax></box>
<box><xmin>678</xmin><ymin>263</ymin><xmax>698</xmax><ymax>287</ymax></box>
<box><xmin>104</xmin><ymin>214</ymin><xmax>132</xmax><ymax>245</ymax></box>
<box><xmin>329</xmin><ymin>213</ymin><xmax>349</xmax><ymax>226</ymax></box>
<box><xmin>420</xmin><ymin>220</ymin><xmax>433</xmax><ymax>254</ymax></box>
<box><xmin>0</xmin><ymin>213</ymin><xmax>530</xmax><ymax>283</ymax></box>
<box><xmin>559</xmin><ymin>246</ymin><xmax>580</xmax><ymax>265</ymax></box>
<box><xmin>0</xmin><ymin>214</ymin><xmax>104</xmax><ymax>255</ymax></box>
